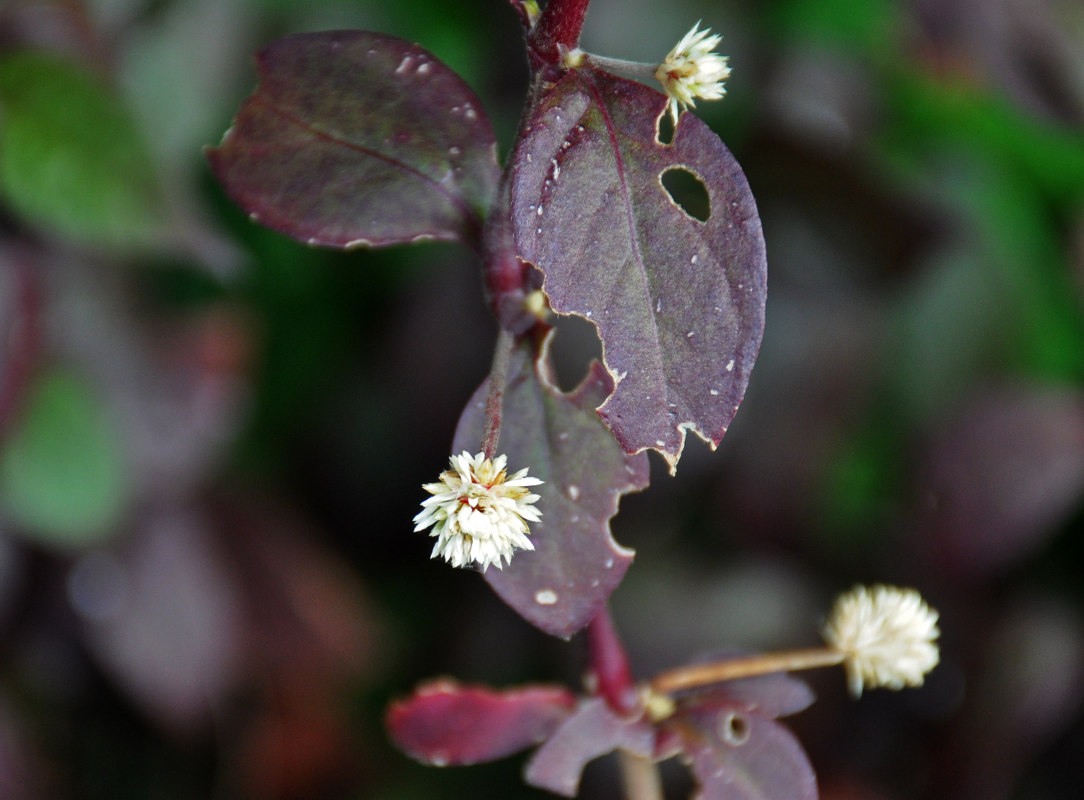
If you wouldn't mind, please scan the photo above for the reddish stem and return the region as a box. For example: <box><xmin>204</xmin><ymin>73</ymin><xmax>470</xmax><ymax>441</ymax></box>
<box><xmin>529</xmin><ymin>0</ymin><xmax>591</xmax><ymax>64</ymax></box>
<box><xmin>586</xmin><ymin>605</ymin><xmax>638</xmax><ymax>715</ymax></box>
<box><xmin>480</xmin><ymin>327</ymin><xmax>515</xmax><ymax>459</ymax></box>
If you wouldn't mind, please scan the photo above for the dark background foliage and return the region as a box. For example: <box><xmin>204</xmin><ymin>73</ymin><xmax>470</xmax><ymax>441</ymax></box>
<box><xmin>0</xmin><ymin>0</ymin><xmax>1082</xmax><ymax>798</ymax></box>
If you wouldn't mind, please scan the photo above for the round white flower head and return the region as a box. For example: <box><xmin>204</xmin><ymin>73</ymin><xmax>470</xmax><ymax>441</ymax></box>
<box><xmin>821</xmin><ymin>584</ymin><xmax>940</xmax><ymax>698</ymax></box>
<box><xmin>413</xmin><ymin>452</ymin><xmax>542</xmax><ymax>572</ymax></box>
<box><xmin>655</xmin><ymin>22</ymin><xmax>732</xmax><ymax>126</ymax></box>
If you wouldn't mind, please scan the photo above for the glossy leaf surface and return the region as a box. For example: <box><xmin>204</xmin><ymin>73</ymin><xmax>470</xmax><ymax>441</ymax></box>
<box><xmin>524</xmin><ymin>697</ymin><xmax>656</xmax><ymax>797</ymax></box>
<box><xmin>386</xmin><ymin>680</ymin><xmax>576</xmax><ymax>766</ymax></box>
<box><xmin>511</xmin><ymin>66</ymin><xmax>766</xmax><ymax>472</ymax></box>
<box><xmin>208</xmin><ymin>30</ymin><xmax>498</xmax><ymax>249</ymax></box>
<box><xmin>453</xmin><ymin>334</ymin><xmax>650</xmax><ymax>638</ymax></box>
<box><xmin>664</xmin><ymin>703</ymin><xmax>817</xmax><ymax>800</ymax></box>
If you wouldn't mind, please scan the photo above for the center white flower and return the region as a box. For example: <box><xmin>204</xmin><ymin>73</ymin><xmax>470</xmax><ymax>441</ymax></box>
<box><xmin>413</xmin><ymin>452</ymin><xmax>543</xmax><ymax>572</ymax></box>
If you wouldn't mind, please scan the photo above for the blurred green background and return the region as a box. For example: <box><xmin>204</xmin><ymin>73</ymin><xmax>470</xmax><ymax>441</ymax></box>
<box><xmin>1</xmin><ymin>0</ymin><xmax>1083</xmax><ymax>797</ymax></box>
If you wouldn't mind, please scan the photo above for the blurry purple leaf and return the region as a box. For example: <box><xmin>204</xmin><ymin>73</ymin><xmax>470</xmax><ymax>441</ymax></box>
<box><xmin>454</xmin><ymin>333</ymin><xmax>650</xmax><ymax>638</ymax></box>
<box><xmin>386</xmin><ymin>679</ymin><xmax>576</xmax><ymax>766</ymax></box>
<box><xmin>914</xmin><ymin>383</ymin><xmax>1084</xmax><ymax>579</ymax></box>
<box><xmin>524</xmin><ymin>696</ymin><xmax>656</xmax><ymax>797</ymax></box>
<box><xmin>75</xmin><ymin>507</ymin><xmax>242</xmax><ymax>732</ymax></box>
<box><xmin>954</xmin><ymin>594</ymin><xmax>1084</xmax><ymax>800</ymax></box>
<box><xmin>213</xmin><ymin>491</ymin><xmax>381</xmax><ymax>679</ymax></box>
<box><xmin>664</xmin><ymin>703</ymin><xmax>817</xmax><ymax>800</ymax></box>
<box><xmin>208</xmin><ymin>30</ymin><xmax>498</xmax><ymax>249</ymax></box>
<box><xmin>511</xmin><ymin>66</ymin><xmax>766</xmax><ymax>472</ymax></box>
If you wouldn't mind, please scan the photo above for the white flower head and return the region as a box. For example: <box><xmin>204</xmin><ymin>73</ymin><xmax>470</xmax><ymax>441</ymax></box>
<box><xmin>655</xmin><ymin>22</ymin><xmax>732</xmax><ymax>126</ymax></box>
<box><xmin>413</xmin><ymin>451</ymin><xmax>542</xmax><ymax>572</ymax></box>
<box><xmin>821</xmin><ymin>584</ymin><xmax>940</xmax><ymax>698</ymax></box>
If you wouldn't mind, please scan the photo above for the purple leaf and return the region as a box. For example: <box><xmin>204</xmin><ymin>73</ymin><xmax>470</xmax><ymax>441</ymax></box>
<box><xmin>75</xmin><ymin>507</ymin><xmax>242</xmax><ymax>733</ymax></box>
<box><xmin>207</xmin><ymin>30</ymin><xmax>498</xmax><ymax>249</ymax></box>
<box><xmin>664</xmin><ymin>703</ymin><xmax>818</xmax><ymax>800</ymax></box>
<box><xmin>386</xmin><ymin>680</ymin><xmax>576</xmax><ymax>766</ymax></box>
<box><xmin>524</xmin><ymin>696</ymin><xmax>656</xmax><ymax>797</ymax></box>
<box><xmin>913</xmin><ymin>383</ymin><xmax>1084</xmax><ymax>580</ymax></box>
<box><xmin>511</xmin><ymin>66</ymin><xmax>766</xmax><ymax>472</ymax></box>
<box><xmin>453</xmin><ymin>333</ymin><xmax>650</xmax><ymax>638</ymax></box>
<box><xmin>675</xmin><ymin>671</ymin><xmax>816</xmax><ymax>720</ymax></box>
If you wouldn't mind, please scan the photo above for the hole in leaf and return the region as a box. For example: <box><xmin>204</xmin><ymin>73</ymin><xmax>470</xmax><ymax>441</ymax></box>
<box><xmin>656</xmin><ymin>109</ymin><xmax>675</xmax><ymax>145</ymax></box>
<box><xmin>718</xmin><ymin>712</ymin><xmax>751</xmax><ymax>746</ymax></box>
<box><xmin>660</xmin><ymin>168</ymin><xmax>710</xmax><ymax>222</ymax></box>
<box><xmin>548</xmin><ymin>313</ymin><xmax>603</xmax><ymax>392</ymax></box>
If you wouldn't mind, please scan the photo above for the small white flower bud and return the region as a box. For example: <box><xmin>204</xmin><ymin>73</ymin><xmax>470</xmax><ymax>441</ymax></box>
<box><xmin>655</xmin><ymin>22</ymin><xmax>732</xmax><ymax>126</ymax></box>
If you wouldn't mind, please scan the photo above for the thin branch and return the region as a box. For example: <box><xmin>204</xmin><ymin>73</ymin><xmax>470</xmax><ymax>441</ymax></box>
<box><xmin>617</xmin><ymin>750</ymin><xmax>664</xmax><ymax>800</ymax></box>
<box><xmin>650</xmin><ymin>648</ymin><xmax>845</xmax><ymax>695</ymax></box>
<box><xmin>480</xmin><ymin>326</ymin><xmax>516</xmax><ymax>459</ymax></box>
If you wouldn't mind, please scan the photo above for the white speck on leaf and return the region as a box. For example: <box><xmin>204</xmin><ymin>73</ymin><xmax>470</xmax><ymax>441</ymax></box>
<box><xmin>726</xmin><ymin>359</ymin><xmax>735</xmax><ymax>372</ymax></box>
<box><xmin>567</xmin><ymin>485</ymin><xmax>580</xmax><ymax>501</ymax></box>
<box><xmin>535</xmin><ymin>589</ymin><xmax>559</xmax><ymax>605</ymax></box>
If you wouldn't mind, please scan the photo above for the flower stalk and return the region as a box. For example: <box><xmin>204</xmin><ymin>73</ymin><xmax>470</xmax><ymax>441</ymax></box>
<box><xmin>650</xmin><ymin>585</ymin><xmax>940</xmax><ymax>699</ymax></box>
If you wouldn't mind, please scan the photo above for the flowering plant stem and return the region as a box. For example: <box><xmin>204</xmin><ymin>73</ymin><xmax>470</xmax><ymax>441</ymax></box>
<box><xmin>530</xmin><ymin>0</ymin><xmax>591</xmax><ymax>63</ymax></box>
<box><xmin>650</xmin><ymin>647</ymin><xmax>846</xmax><ymax>695</ymax></box>
<box><xmin>480</xmin><ymin>326</ymin><xmax>516</xmax><ymax>459</ymax></box>
<box><xmin>618</xmin><ymin>750</ymin><xmax>664</xmax><ymax>800</ymax></box>
<box><xmin>587</xmin><ymin>604</ymin><xmax>638</xmax><ymax>714</ymax></box>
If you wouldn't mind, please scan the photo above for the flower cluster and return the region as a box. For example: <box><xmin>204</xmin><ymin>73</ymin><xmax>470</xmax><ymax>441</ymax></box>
<box><xmin>413</xmin><ymin>452</ymin><xmax>543</xmax><ymax>572</ymax></box>
<box><xmin>655</xmin><ymin>22</ymin><xmax>731</xmax><ymax>126</ymax></box>
<box><xmin>822</xmin><ymin>584</ymin><xmax>941</xmax><ymax>697</ymax></box>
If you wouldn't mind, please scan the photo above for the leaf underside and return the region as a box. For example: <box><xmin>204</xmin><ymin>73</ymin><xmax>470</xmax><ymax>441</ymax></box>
<box><xmin>207</xmin><ymin>30</ymin><xmax>499</xmax><ymax>249</ymax></box>
<box><xmin>511</xmin><ymin>66</ymin><xmax>767</xmax><ymax>472</ymax></box>
<box><xmin>453</xmin><ymin>333</ymin><xmax>650</xmax><ymax>638</ymax></box>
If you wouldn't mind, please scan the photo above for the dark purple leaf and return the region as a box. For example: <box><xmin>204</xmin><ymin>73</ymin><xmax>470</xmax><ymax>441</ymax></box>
<box><xmin>454</xmin><ymin>333</ymin><xmax>650</xmax><ymax>638</ymax></box>
<box><xmin>511</xmin><ymin>66</ymin><xmax>766</xmax><ymax>472</ymax></box>
<box><xmin>664</xmin><ymin>703</ymin><xmax>817</xmax><ymax>800</ymax></box>
<box><xmin>207</xmin><ymin>30</ymin><xmax>498</xmax><ymax>249</ymax></box>
<box><xmin>524</xmin><ymin>696</ymin><xmax>656</xmax><ymax>797</ymax></box>
<box><xmin>913</xmin><ymin>383</ymin><xmax>1084</xmax><ymax>580</ymax></box>
<box><xmin>386</xmin><ymin>680</ymin><xmax>576</xmax><ymax>766</ymax></box>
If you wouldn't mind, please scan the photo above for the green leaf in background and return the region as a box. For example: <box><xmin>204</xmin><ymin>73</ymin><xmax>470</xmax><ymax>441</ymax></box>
<box><xmin>0</xmin><ymin>51</ymin><xmax>162</xmax><ymax>246</ymax></box>
<box><xmin>0</xmin><ymin>370</ymin><xmax>129</xmax><ymax>548</ymax></box>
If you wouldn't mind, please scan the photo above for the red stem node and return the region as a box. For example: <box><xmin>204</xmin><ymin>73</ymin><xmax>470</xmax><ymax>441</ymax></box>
<box><xmin>529</xmin><ymin>0</ymin><xmax>591</xmax><ymax>65</ymax></box>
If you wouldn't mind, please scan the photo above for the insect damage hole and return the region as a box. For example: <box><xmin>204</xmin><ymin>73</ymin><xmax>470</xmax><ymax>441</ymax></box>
<box><xmin>718</xmin><ymin>712</ymin><xmax>751</xmax><ymax>746</ymax></box>
<box><xmin>656</xmin><ymin>109</ymin><xmax>676</xmax><ymax>145</ymax></box>
<box><xmin>660</xmin><ymin>167</ymin><xmax>710</xmax><ymax>221</ymax></box>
